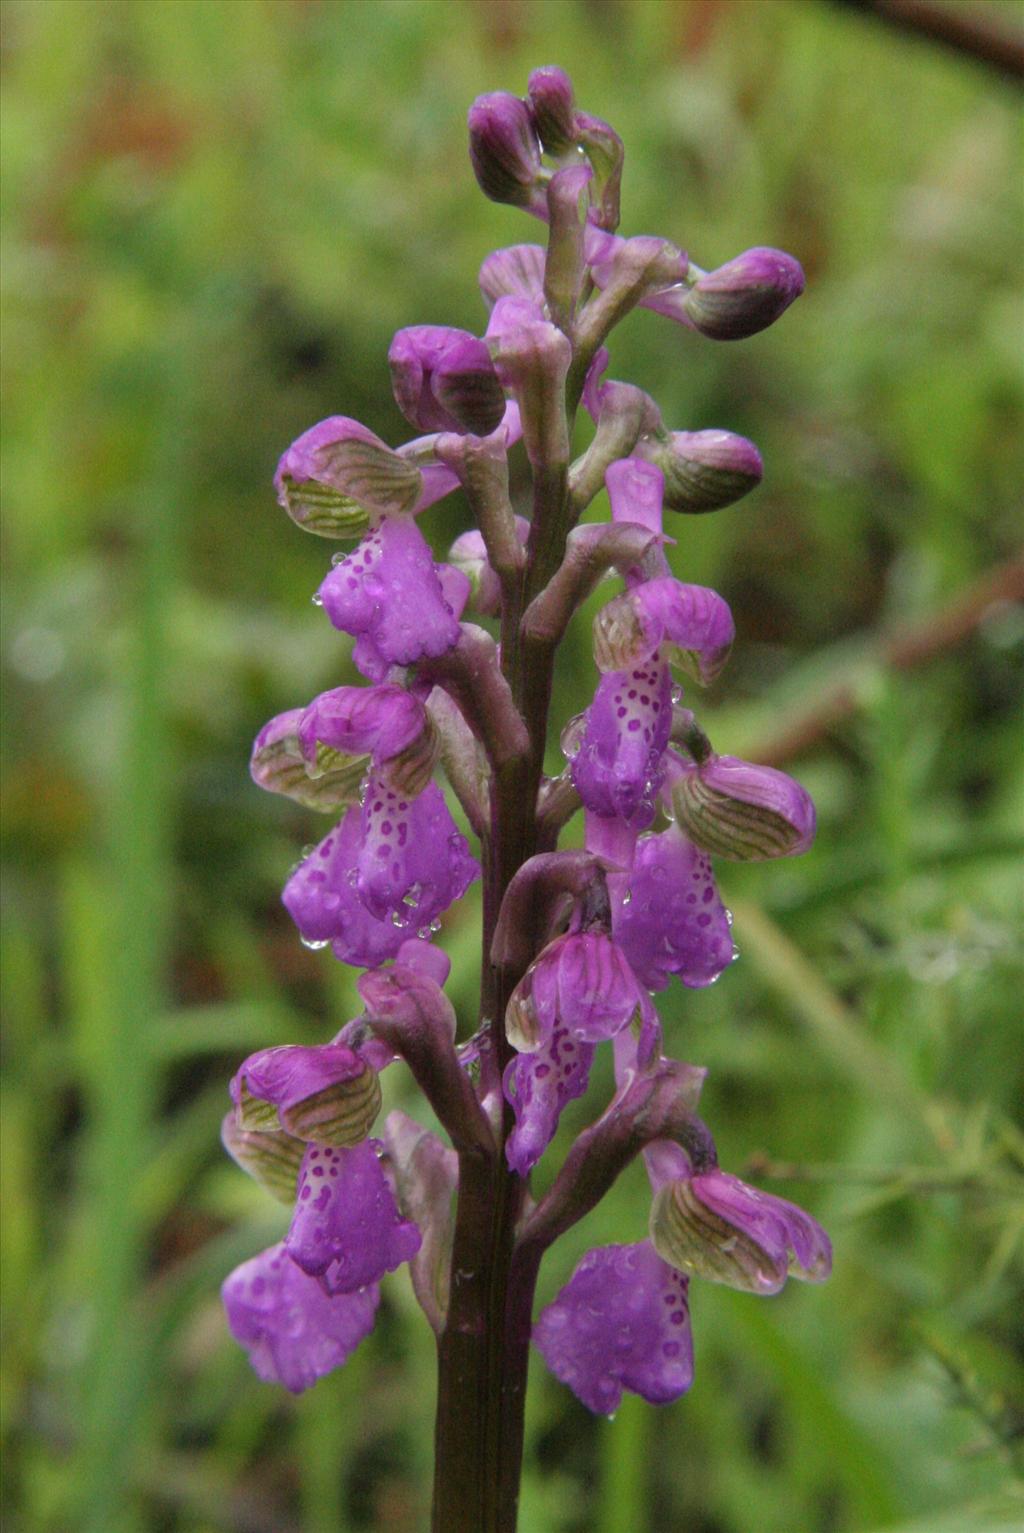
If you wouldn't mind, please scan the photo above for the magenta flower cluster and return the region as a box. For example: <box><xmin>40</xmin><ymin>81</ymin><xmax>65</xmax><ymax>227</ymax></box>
<box><xmin>223</xmin><ymin>64</ymin><xmax>829</xmax><ymax>1428</ymax></box>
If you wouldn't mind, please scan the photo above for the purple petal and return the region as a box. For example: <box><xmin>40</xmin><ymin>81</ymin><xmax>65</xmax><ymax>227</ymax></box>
<box><xmin>355</xmin><ymin>776</ymin><xmax>479</xmax><ymax>927</ymax></box>
<box><xmin>222</xmin><ymin>1242</ymin><xmax>379</xmax><ymax>1394</ymax></box>
<box><xmin>282</xmin><ymin>809</ymin><xmax>407</xmax><ymax>969</ymax></box>
<box><xmin>504</xmin><ymin>1025</ymin><xmax>596</xmax><ymax>1176</ymax></box>
<box><xmin>318</xmin><ymin>516</ymin><xmax>461</xmax><ymax>667</ymax></box>
<box><xmin>534</xmin><ymin>1242</ymin><xmax>694</xmax><ymax>1414</ymax></box>
<box><xmin>570</xmin><ymin>661</ymin><xmax>672</xmax><ymax>827</ymax></box>
<box><xmin>231</xmin><ymin>1043</ymin><xmax>365</xmax><ymax>1116</ymax></box>
<box><xmin>692</xmin><ymin>1171</ymin><xmax>832</xmax><ymax>1282</ymax></box>
<box><xmin>685</xmin><ymin>247</ymin><xmax>805</xmax><ymax>341</ymax></box>
<box><xmin>479</xmin><ymin>244</ymin><xmax>547</xmax><ymax>310</ymax></box>
<box><xmin>613</xmin><ymin>824</ymin><xmax>734</xmax><ymax>992</ymax></box>
<box><xmin>511</xmin><ymin>931</ymin><xmax>645</xmax><ymax>1049</ymax></box>
<box><xmin>605</xmin><ymin>457</ymin><xmax>665</xmax><ymax>536</ymax></box>
<box><xmin>297</xmin><ymin>684</ymin><xmax>425</xmax><ymax>768</ymax></box>
<box><xmin>275</xmin><ymin>416</ymin><xmax>422</xmax><ymax>532</ymax></box>
<box><xmin>629</xmin><ymin>578</ymin><xmax>735</xmax><ymax>685</ymax></box>
<box><xmin>275</xmin><ymin>416</ymin><xmax>386</xmax><ymax>492</ymax></box>
<box><xmin>250</xmin><ymin>708</ymin><xmax>367</xmax><ymax>811</ymax></box>
<box><xmin>286</xmin><ymin>1140</ymin><xmax>421</xmax><ymax>1293</ymax></box>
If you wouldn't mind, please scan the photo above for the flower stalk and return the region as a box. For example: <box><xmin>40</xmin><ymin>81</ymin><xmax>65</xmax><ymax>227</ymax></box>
<box><xmin>221</xmin><ymin>63</ymin><xmax>830</xmax><ymax>1533</ymax></box>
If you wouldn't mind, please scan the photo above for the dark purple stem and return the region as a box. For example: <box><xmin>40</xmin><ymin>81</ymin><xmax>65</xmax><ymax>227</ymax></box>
<box><xmin>430</xmin><ymin>354</ymin><xmax>578</xmax><ymax>1533</ymax></box>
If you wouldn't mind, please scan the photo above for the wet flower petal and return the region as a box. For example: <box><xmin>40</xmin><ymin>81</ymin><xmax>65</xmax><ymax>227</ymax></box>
<box><xmin>282</xmin><ymin>810</ymin><xmax>407</xmax><ymax>969</ymax></box>
<box><xmin>613</xmin><ymin>824</ymin><xmax>734</xmax><ymax>992</ymax></box>
<box><xmin>318</xmin><ymin>515</ymin><xmax>462</xmax><ymax>670</ymax></box>
<box><xmin>504</xmin><ymin>1024</ymin><xmax>596</xmax><ymax>1176</ymax></box>
<box><xmin>507</xmin><ymin>930</ymin><xmax>645</xmax><ymax>1051</ymax></box>
<box><xmin>355</xmin><ymin>777</ymin><xmax>480</xmax><ymax>927</ymax></box>
<box><xmin>534</xmin><ymin>1241</ymin><xmax>694</xmax><ymax>1414</ymax></box>
<box><xmin>222</xmin><ymin>1242</ymin><xmax>379</xmax><ymax>1394</ymax></box>
<box><xmin>286</xmin><ymin>1140</ymin><xmax>421</xmax><ymax>1294</ymax></box>
<box><xmin>570</xmin><ymin>661</ymin><xmax>672</xmax><ymax>828</ymax></box>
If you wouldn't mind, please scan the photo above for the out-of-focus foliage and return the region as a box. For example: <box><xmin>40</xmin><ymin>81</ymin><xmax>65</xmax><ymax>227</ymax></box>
<box><xmin>2</xmin><ymin>2</ymin><xmax>1022</xmax><ymax>1530</ymax></box>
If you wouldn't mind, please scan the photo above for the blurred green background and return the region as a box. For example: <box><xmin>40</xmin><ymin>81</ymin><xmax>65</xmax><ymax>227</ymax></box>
<box><xmin>2</xmin><ymin>1</ymin><xmax>1023</xmax><ymax>1530</ymax></box>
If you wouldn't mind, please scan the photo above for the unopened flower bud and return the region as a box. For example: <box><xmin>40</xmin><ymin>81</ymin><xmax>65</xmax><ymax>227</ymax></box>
<box><xmin>527</xmin><ymin>66</ymin><xmax>577</xmax><ymax>153</ymax></box>
<box><xmin>672</xmin><ymin>755</ymin><xmax>816</xmax><ymax>861</ymax></box>
<box><xmin>275</xmin><ymin>417</ymin><xmax>423</xmax><ymax>535</ymax></box>
<box><xmin>468</xmin><ymin>92</ymin><xmax>544</xmax><ymax>211</ymax></box>
<box><xmin>388</xmin><ymin>326</ymin><xmax>506</xmax><ymax>437</ymax></box>
<box><xmin>684</xmin><ymin>248</ymin><xmax>805</xmax><ymax>341</ymax></box>
<box><xmin>636</xmin><ymin>429</ymin><xmax>763</xmax><ymax>514</ymax></box>
<box><xmin>650</xmin><ymin>1170</ymin><xmax>832</xmax><ymax>1293</ymax></box>
<box><xmin>220</xmin><ymin>1113</ymin><xmax>307</xmax><ymax>1205</ymax></box>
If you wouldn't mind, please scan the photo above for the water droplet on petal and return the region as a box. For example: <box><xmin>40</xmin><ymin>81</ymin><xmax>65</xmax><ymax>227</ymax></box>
<box><xmin>311</xmin><ymin>592</ymin><xmax>324</xmax><ymax>607</ymax></box>
<box><xmin>301</xmin><ymin>936</ymin><xmax>330</xmax><ymax>951</ymax></box>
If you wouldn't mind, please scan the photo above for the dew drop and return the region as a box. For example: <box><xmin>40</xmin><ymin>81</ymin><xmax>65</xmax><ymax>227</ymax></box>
<box><xmin>301</xmin><ymin>936</ymin><xmax>330</xmax><ymax>951</ymax></box>
<box><xmin>311</xmin><ymin>592</ymin><xmax>324</xmax><ymax>607</ymax></box>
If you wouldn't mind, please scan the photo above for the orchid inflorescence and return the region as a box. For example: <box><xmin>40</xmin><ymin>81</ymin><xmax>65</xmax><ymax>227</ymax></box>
<box><xmin>222</xmin><ymin>64</ymin><xmax>830</xmax><ymax>1442</ymax></box>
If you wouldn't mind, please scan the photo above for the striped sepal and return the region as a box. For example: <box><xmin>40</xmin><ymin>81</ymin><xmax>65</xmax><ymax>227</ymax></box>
<box><xmin>279</xmin><ymin>1064</ymin><xmax>382</xmax><ymax>1148</ymax></box>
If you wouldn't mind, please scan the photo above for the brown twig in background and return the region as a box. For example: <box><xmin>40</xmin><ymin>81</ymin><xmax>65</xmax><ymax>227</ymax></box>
<box><xmin>831</xmin><ymin>0</ymin><xmax>1024</xmax><ymax>82</ymax></box>
<box><xmin>752</xmin><ymin>554</ymin><xmax>1024</xmax><ymax>767</ymax></box>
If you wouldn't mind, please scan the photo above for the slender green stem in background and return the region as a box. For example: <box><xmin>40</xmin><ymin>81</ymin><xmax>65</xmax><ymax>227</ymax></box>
<box><xmin>74</xmin><ymin>397</ymin><xmax>180</xmax><ymax>1533</ymax></box>
<box><xmin>596</xmin><ymin>1391</ymin><xmax>647</xmax><ymax>1533</ymax></box>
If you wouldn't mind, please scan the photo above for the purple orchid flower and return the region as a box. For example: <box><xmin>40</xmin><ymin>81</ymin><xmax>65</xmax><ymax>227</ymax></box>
<box><xmin>318</xmin><ymin>515</ymin><xmax>465</xmax><ymax>676</ymax></box>
<box><xmin>505</xmin><ymin>927</ymin><xmax>646</xmax><ymax>1051</ymax></box>
<box><xmin>222</xmin><ymin>1243</ymin><xmax>380</xmax><ymax>1394</ymax></box>
<box><xmin>503</xmin><ymin>1024</ymin><xmax>596</xmax><ymax>1176</ymax></box>
<box><xmin>286</xmin><ymin>1138</ymin><xmax>422</xmax><ymax>1293</ymax></box>
<box><xmin>612</xmin><ymin>822</ymin><xmax>735</xmax><ymax>992</ymax></box>
<box><xmin>533</xmin><ymin>1242</ymin><xmax>694</xmax><ymax>1414</ymax></box>
<box><xmin>672</xmin><ymin>754</ymin><xmax>816</xmax><ymax>861</ymax></box>
<box><xmin>594</xmin><ymin>575</ymin><xmax>735</xmax><ymax>685</ymax></box>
